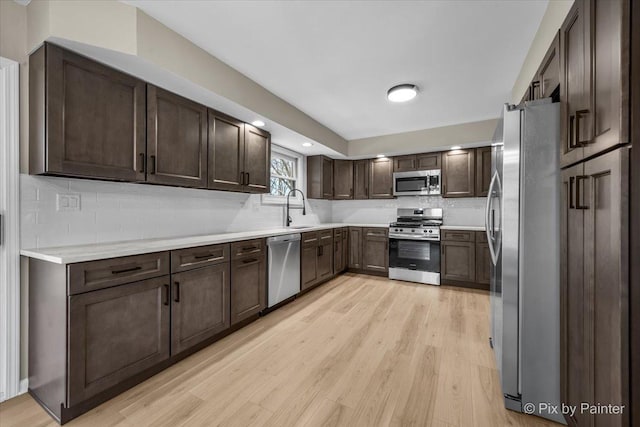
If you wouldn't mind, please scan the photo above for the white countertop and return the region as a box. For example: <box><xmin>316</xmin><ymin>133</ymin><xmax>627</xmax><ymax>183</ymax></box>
<box><xmin>440</xmin><ymin>225</ymin><xmax>486</xmax><ymax>231</ymax></box>
<box><xmin>20</xmin><ymin>223</ymin><xmax>387</xmax><ymax>264</ymax></box>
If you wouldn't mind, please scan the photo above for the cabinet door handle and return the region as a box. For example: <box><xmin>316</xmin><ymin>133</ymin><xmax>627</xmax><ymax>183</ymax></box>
<box><xmin>111</xmin><ymin>265</ymin><xmax>142</xmax><ymax>275</ymax></box>
<box><xmin>569</xmin><ymin>176</ymin><xmax>575</xmax><ymax>209</ymax></box>
<box><xmin>530</xmin><ymin>80</ymin><xmax>540</xmax><ymax>100</ymax></box>
<box><xmin>246</xmin><ymin>173</ymin><xmax>250</xmax><ymax>185</ymax></box>
<box><xmin>174</xmin><ymin>281</ymin><xmax>180</xmax><ymax>303</ymax></box>
<box><xmin>163</xmin><ymin>284</ymin><xmax>169</xmax><ymax>306</ymax></box>
<box><xmin>575</xmin><ymin>109</ymin><xmax>590</xmax><ymax>146</ymax></box>
<box><xmin>150</xmin><ymin>155</ymin><xmax>156</xmax><ymax>174</ymax></box>
<box><xmin>139</xmin><ymin>153</ymin><xmax>145</xmax><ymax>173</ymax></box>
<box><xmin>575</xmin><ymin>175</ymin><xmax>589</xmax><ymax>210</ymax></box>
<box><xmin>240</xmin><ymin>172</ymin><xmax>245</xmax><ymax>186</ymax></box>
<box><xmin>242</xmin><ymin>258</ymin><xmax>259</xmax><ymax>265</ymax></box>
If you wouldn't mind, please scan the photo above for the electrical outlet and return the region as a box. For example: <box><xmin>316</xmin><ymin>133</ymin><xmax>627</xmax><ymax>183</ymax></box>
<box><xmin>57</xmin><ymin>194</ymin><xmax>81</xmax><ymax>212</ymax></box>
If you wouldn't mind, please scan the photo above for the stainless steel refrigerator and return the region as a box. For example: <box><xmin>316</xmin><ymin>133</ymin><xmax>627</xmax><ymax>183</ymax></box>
<box><xmin>486</xmin><ymin>99</ymin><xmax>564</xmax><ymax>424</ymax></box>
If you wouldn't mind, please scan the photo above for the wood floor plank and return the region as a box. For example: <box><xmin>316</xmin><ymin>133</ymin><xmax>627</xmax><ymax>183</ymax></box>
<box><xmin>0</xmin><ymin>274</ymin><xmax>562</xmax><ymax>427</ymax></box>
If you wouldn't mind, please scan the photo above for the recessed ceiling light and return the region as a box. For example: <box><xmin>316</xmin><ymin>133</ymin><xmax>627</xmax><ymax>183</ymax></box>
<box><xmin>302</xmin><ymin>142</ymin><xmax>313</xmax><ymax>147</ymax></box>
<box><xmin>376</xmin><ymin>154</ymin><xmax>386</xmax><ymax>158</ymax></box>
<box><xmin>451</xmin><ymin>145</ymin><xmax>462</xmax><ymax>150</ymax></box>
<box><xmin>252</xmin><ymin>120</ymin><xmax>265</xmax><ymax>127</ymax></box>
<box><xmin>387</xmin><ymin>84</ymin><xmax>418</xmax><ymax>103</ymax></box>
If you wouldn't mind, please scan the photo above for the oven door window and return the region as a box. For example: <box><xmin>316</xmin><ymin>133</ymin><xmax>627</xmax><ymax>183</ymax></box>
<box><xmin>395</xmin><ymin>176</ymin><xmax>429</xmax><ymax>193</ymax></box>
<box><xmin>389</xmin><ymin>239</ymin><xmax>440</xmax><ymax>272</ymax></box>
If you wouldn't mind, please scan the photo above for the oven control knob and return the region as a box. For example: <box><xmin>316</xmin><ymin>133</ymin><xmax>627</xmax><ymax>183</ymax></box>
<box><xmin>411</xmin><ymin>229</ymin><xmax>415</xmax><ymax>232</ymax></box>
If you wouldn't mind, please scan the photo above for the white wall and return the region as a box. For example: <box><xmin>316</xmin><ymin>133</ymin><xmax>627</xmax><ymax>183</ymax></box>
<box><xmin>21</xmin><ymin>174</ymin><xmax>331</xmax><ymax>249</ymax></box>
<box><xmin>332</xmin><ymin>196</ymin><xmax>486</xmax><ymax>227</ymax></box>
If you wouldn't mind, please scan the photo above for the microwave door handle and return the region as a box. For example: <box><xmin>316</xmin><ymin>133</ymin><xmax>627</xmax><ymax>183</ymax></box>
<box><xmin>485</xmin><ymin>171</ymin><xmax>499</xmax><ymax>266</ymax></box>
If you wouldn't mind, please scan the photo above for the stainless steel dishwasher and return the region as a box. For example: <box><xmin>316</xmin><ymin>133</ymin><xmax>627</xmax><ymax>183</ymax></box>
<box><xmin>266</xmin><ymin>233</ymin><xmax>301</xmax><ymax>308</ymax></box>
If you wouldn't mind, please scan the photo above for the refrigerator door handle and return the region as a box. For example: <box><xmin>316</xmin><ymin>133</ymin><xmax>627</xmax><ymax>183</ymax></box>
<box><xmin>485</xmin><ymin>171</ymin><xmax>499</xmax><ymax>266</ymax></box>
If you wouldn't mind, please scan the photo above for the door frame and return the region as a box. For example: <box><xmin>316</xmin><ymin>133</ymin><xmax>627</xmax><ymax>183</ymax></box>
<box><xmin>0</xmin><ymin>57</ymin><xmax>21</xmax><ymax>402</ymax></box>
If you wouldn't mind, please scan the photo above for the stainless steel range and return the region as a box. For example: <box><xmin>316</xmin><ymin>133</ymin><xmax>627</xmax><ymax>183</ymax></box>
<box><xmin>388</xmin><ymin>208</ymin><xmax>442</xmax><ymax>285</ymax></box>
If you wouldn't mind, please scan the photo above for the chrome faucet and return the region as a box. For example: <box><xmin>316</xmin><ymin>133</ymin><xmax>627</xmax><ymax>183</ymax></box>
<box><xmin>286</xmin><ymin>189</ymin><xmax>306</xmax><ymax>227</ymax></box>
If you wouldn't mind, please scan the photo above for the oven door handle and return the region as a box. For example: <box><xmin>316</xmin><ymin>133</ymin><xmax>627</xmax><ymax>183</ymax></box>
<box><xmin>389</xmin><ymin>235</ymin><xmax>440</xmax><ymax>242</ymax></box>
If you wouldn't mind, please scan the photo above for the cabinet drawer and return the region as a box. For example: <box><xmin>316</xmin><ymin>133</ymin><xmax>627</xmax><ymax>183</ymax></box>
<box><xmin>302</xmin><ymin>232</ymin><xmax>319</xmax><ymax>247</ymax></box>
<box><xmin>231</xmin><ymin>239</ymin><xmax>264</xmax><ymax>260</ymax></box>
<box><xmin>476</xmin><ymin>231</ymin><xmax>488</xmax><ymax>243</ymax></box>
<box><xmin>319</xmin><ymin>229</ymin><xmax>333</xmax><ymax>241</ymax></box>
<box><xmin>364</xmin><ymin>227</ymin><xmax>389</xmax><ymax>239</ymax></box>
<box><xmin>171</xmin><ymin>244</ymin><xmax>230</xmax><ymax>273</ymax></box>
<box><xmin>442</xmin><ymin>230</ymin><xmax>475</xmax><ymax>242</ymax></box>
<box><xmin>68</xmin><ymin>252</ymin><xmax>170</xmax><ymax>295</ymax></box>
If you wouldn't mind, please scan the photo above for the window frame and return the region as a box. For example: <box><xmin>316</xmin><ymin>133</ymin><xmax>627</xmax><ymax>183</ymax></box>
<box><xmin>262</xmin><ymin>144</ymin><xmax>305</xmax><ymax>206</ymax></box>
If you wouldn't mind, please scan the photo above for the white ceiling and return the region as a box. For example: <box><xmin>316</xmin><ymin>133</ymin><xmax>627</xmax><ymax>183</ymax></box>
<box><xmin>124</xmin><ymin>0</ymin><xmax>547</xmax><ymax>141</ymax></box>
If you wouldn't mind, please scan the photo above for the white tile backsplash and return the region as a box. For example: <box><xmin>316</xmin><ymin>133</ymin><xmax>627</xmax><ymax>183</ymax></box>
<box><xmin>331</xmin><ymin>195</ymin><xmax>486</xmax><ymax>226</ymax></box>
<box><xmin>21</xmin><ymin>175</ymin><xmax>483</xmax><ymax>249</ymax></box>
<box><xmin>20</xmin><ymin>174</ymin><xmax>331</xmax><ymax>249</ymax></box>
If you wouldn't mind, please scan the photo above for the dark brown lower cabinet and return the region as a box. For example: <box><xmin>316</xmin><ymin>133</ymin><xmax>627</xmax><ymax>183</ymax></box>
<box><xmin>441</xmin><ymin>240</ymin><xmax>476</xmax><ymax>282</ymax></box>
<box><xmin>561</xmin><ymin>147</ymin><xmax>629</xmax><ymax>427</ymax></box>
<box><xmin>475</xmin><ymin>241</ymin><xmax>491</xmax><ymax>285</ymax></box>
<box><xmin>230</xmin><ymin>254</ymin><xmax>266</xmax><ymax>325</ymax></box>
<box><xmin>348</xmin><ymin>227</ymin><xmax>363</xmax><ymax>269</ymax></box>
<box><xmin>300</xmin><ymin>230</ymin><xmax>334</xmax><ymax>291</ymax></box>
<box><xmin>171</xmin><ymin>263</ymin><xmax>230</xmax><ymax>355</ymax></box>
<box><xmin>68</xmin><ymin>276</ymin><xmax>170</xmax><ymax>406</ymax></box>
<box><xmin>362</xmin><ymin>228</ymin><xmax>388</xmax><ymax>273</ymax></box>
<box><xmin>334</xmin><ymin>228</ymin><xmax>344</xmax><ymax>273</ymax></box>
<box><xmin>317</xmin><ymin>230</ymin><xmax>334</xmax><ymax>281</ymax></box>
<box><xmin>301</xmin><ymin>232</ymin><xmax>319</xmax><ymax>291</ymax></box>
<box><xmin>440</xmin><ymin>230</ymin><xmax>490</xmax><ymax>289</ymax></box>
<box><xmin>333</xmin><ymin>227</ymin><xmax>349</xmax><ymax>274</ymax></box>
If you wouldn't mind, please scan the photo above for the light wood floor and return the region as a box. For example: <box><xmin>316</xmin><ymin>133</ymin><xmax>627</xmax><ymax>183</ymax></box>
<box><xmin>0</xmin><ymin>273</ymin><xmax>560</xmax><ymax>427</ymax></box>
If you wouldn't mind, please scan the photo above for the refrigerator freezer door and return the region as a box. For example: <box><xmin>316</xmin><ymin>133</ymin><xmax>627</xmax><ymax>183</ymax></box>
<box><xmin>500</xmin><ymin>105</ymin><xmax>522</xmax><ymax>405</ymax></box>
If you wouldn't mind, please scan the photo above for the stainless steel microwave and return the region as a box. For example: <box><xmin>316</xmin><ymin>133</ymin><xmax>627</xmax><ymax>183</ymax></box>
<box><xmin>393</xmin><ymin>170</ymin><xmax>441</xmax><ymax>196</ymax></box>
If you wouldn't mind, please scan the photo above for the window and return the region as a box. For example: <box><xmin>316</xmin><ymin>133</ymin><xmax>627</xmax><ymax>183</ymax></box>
<box><xmin>262</xmin><ymin>145</ymin><xmax>304</xmax><ymax>205</ymax></box>
<box><xmin>270</xmin><ymin>152</ymin><xmax>297</xmax><ymax>196</ymax></box>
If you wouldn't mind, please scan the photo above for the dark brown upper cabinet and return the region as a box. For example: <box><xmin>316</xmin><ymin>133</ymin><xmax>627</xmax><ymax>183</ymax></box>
<box><xmin>208</xmin><ymin>113</ymin><xmax>270</xmax><ymax>194</ymax></box>
<box><xmin>146</xmin><ymin>85</ymin><xmax>208</xmax><ymax>188</ymax></box>
<box><xmin>538</xmin><ymin>32</ymin><xmax>561</xmax><ymax>100</ymax></box>
<box><xmin>333</xmin><ymin>160</ymin><xmax>354</xmax><ymax>199</ymax></box>
<box><xmin>369</xmin><ymin>157</ymin><xmax>394</xmax><ymax>199</ymax></box>
<box><xmin>307</xmin><ymin>156</ymin><xmax>334</xmax><ymax>199</ymax></box>
<box><xmin>393</xmin><ymin>152</ymin><xmax>440</xmax><ymax>172</ymax></box>
<box><xmin>353</xmin><ymin>160</ymin><xmax>370</xmax><ymax>199</ymax></box>
<box><xmin>583</xmin><ymin>0</ymin><xmax>629</xmax><ymax>160</ymax></box>
<box><xmin>29</xmin><ymin>43</ymin><xmax>272</xmax><ymax>195</ymax></box>
<box><xmin>29</xmin><ymin>43</ymin><xmax>146</xmax><ymax>181</ymax></box>
<box><xmin>560</xmin><ymin>0</ymin><xmax>591</xmax><ymax>167</ymax></box>
<box><xmin>475</xmin><ymin>147</ymin><xmax>492</xmax><ymax>197</ymax></box>
<box><xmin>442</xmin><ymin>149</ymin><xmax>476</xmax><ymax>198</ymax></box>
<box><xmin>208</xmin><ymin>111</ymin><xmax>245</xmax><ymax>192</ymax></box>
<box><xmin>243</xmin><ymin>124</ymin><xmax>271</xmax><ymax>193</ymax></box>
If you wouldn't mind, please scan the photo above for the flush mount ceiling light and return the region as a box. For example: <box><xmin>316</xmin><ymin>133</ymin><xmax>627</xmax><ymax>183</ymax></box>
<box><xmin>252</xmin><ymin>120</ymin><xmax>266</xmax><ymax>127</ymax></box>
<box><xmin>302</xmin><ymin>142</ymin><xmax>313</xmax><ymax>147</ymax></box>
<box><xmin>387</xmin><ymin>84</ymin><xmax>418</xmax><ymax>103</ymax></box>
